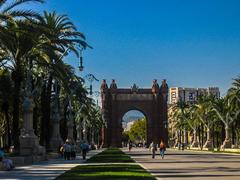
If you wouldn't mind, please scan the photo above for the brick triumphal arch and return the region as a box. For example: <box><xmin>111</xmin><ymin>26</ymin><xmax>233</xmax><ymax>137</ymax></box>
<box><xmin>100</xmin><ymin>79</ymin><xmax>168</xmax><ymax>147</ymax></box>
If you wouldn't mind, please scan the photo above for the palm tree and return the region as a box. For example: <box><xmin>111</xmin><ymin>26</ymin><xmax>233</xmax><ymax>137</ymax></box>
<box><xmin>227</xmin><ymin>77</ymin><xmax>240</xmax><ymax>147</ymax></box>
<box><xmin>186</xmin><ymin>105</ymin><xmax>200</xmax><ymax>148</ymax></box>
<box><xmin>87</xmin><ymin>105</ymin><xmax>104</xmax><ymax>145</ymax></box>
<box><xmin>0</xmin><ymin>0</ymin><xmax>44</xmax><ymax>23</ymax></box>
<box><xmin>0</xmin><ymin>1</ymin><xmax>47</xmax><ymax>151</ymax></box>
<box><xmin>0</xmin><ymin>2</ymin><xmax>92</xmax><ymax>151</ymax></box>
<box><xmin>195</xmin><ymin>95</ymin><xmax>216</xmax><ymax>149</ymax></box>
<box><xmin>0</xmin><ymin>20</ymin><xmax>48</xmax><ymax>150</ymax></box>
<box><xmin>213</xmin><ymin>97</ymin><xmax>239</xmax><ymax>149</ymax></box>
<box><xmin>171</xmin><ymin>100</ymin><xmax>189</xmax><ymax>147</ymax></box>
<box><xmin>35</xmin><ymin>11</ymin><xmax>89</xmax><ymax>148</ymax></box>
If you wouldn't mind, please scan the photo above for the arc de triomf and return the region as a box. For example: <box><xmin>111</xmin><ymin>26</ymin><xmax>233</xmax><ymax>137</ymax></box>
<box><xmin>100</xmin><ymin>79</ymin><xmax>168</xmax><ymax>147</ymax></box>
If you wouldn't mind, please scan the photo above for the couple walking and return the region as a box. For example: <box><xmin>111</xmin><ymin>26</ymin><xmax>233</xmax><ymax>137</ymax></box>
<box><xmin>149</xmin><ymin>140</ymin><xmax>166</xmax><ymax>159</ymax></box>
<box><xmin>61</xmin><ymin>139</ymin><xmax>76</xmax><ymax>160</ymax></box>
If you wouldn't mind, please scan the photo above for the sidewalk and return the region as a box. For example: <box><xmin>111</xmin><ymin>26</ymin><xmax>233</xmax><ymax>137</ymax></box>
<box><xmin>126</xmin><ymin>148</ymin><xmax>240</xmax><ymax>180</ymax></box>
<box><xmin>0</xmin><ymin>149</ymin><xmax>103</xmax><ymax>180</ymax></box>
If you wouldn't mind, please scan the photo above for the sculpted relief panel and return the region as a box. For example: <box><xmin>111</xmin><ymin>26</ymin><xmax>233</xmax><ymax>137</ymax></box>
<box><xmin>116</xmin><ymin>93</ymin><xmax>153</xmax><ymax>101</ymax></box>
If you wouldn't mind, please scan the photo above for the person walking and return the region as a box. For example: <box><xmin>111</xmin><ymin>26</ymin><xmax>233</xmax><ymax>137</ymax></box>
<box><xmin>159</xmin><ymin>140</ymin><xmax>166</xmax><ymax>159</ymax></box>
<box><xmin>149</xmin><ymin>141</ymin><xmax>157</xmax><ymax>159</ymax></box>
<box><xmin>63</xmin><ymin>140</ymin><xmax>71</xmax><ymax>160</ymax></box>
<box><xmin>70</xmin><ymin>143</ymin><xmax>76</xmax><ymax>160</ymax></box>
<box><xmin>80</xmin><ymin>141</ymin><xmax>89</xmax><ymax>160</ymax></box>
<box><xmin>58</xmin><ymin>144</ymin><xmax>64</xmax><ymax>158</ymax></box>
<box><xmin>181</xmin><ymin>143</ymin><xmax>185</xmax><ymax>151</ymax></box>
<box><xmin>128</xmin><ymin>141</ymin><xmax>133</xmax><ymax>152</ymax></box>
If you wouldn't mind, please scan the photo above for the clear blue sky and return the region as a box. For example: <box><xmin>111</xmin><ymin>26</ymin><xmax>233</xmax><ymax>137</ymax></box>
<box><xmin>25</xmin><ymin>0</ymin><xmax>240</xmax><ymax>95</ymax></box>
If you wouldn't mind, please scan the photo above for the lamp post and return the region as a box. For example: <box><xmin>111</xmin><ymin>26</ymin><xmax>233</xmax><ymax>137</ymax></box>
<box><xmin>93</xmin><ymin>91</ymin><xmax>100</xmax><ymax>106</ymax></box>
<box><xmin>84</xmin><ymin>74</ymin><xmax>99</xmax><ymax>95</ymax></box>
<box><xmin>78</xmin><ymin>47</ymin><xmax>84</xmax><ymax>72</ymax></box>
<box><xmin>67</xmin><ymin>46</ymin><xmax>85</xmax><ymax>143</ymax></box>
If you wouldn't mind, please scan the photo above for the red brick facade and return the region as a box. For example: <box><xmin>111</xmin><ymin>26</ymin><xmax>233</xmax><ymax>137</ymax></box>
<box><xmin>100</xmin><ymin>79</ymin><xmax>168</xmax><ymax>147</ymax></box>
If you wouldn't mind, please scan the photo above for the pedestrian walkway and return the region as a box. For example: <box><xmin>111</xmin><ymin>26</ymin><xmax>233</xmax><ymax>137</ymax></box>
<box><xmin>125</xmin><ymin>148</ymin><xmax>240</xmax><ymax>180</ymax></box>
<box><xmin>0</xmin><ymin>149</ymin><xmax>103</xmax><ymax>180</ymax></box>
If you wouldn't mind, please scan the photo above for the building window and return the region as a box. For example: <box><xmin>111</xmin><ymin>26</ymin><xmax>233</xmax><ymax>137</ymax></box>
<box><xmin>172</xmin><ymin>92</ymin><xmax>176</xmax><ymax>98</ymax></box>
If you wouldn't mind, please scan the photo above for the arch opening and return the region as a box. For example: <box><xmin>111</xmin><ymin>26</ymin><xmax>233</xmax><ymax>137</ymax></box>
<box><xmin>121</xmin><ymin>110</ymin><xmax>147</xmax><ymax>147</ymax></box>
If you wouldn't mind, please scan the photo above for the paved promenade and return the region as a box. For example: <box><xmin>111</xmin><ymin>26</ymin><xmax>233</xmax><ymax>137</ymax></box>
<box><xmin>125</xmin><ymin>148</ymin><xmax>240</xmax><ymax>180</ymax></box>
<box><xmin>0</xmin><ymin>150</ymin><xmax>102</xmax><ymax>180</ymax></box>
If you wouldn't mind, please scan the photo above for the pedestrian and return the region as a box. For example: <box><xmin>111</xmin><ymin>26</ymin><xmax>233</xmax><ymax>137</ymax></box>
<box><xmin>1</xmin><ymin>158</ymin><xmax>14</xmax><ymax>170</ymax></box>
<box><xmin>181</xmin><ymin>143</ymin><xmax>185</xmax><ymax>151</ymax></box>
<box><xmin>128</xmin><ymin>141</ymin><xmax>133</xmax><ymax>151</ymax></box>
<box><xmin>58</xmin><ymin>144</ymin><xmax>64</xmax><ymax>158</ymax></box>
<box><xmin>178</xmin><ymin>142</ymin><xmax>181</xmax><ymax>150</ymax></box>
<box><xmin>159</xmin><ymin>140</ymin><xmax>166</xmax><ymax>159</ymax></box>
<box><xmin>0</xmin><ymin>148</ymin><xmax>4</xmax><ymax>161</ymax></box>
<box><xmin>63</xmin><ymin>139</ymin><xmax>71</xmax><ymax>160</ymax></box>
<box><xmin>149</xmin><ymin>141</ymin><xmax>157</xmax><ymax>159</ymax></box>
<box><xmin>80</xmin><ymin>141</ymin><xmax>89</xmax><ymax>160</ymax></box>
<box><xmin>0</xmin><ymin>148</ymin><xmax>14</xmax><ymax>171</ymax></box>
<box><xmin>71</xmin><ymin>143</ymin><xmax>76</xmax><ymax>160</ymax></box>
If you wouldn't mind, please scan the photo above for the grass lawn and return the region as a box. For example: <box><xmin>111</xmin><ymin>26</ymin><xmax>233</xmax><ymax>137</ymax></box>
<box><xmin>87</xmin><ymin>148</ymin><xmax>135</xmax><ymax>163</ymax></box>
<box><xmin>56</xmin><ymin>148</ymin><xmax>155</xmax><ymax>180</ymax></box>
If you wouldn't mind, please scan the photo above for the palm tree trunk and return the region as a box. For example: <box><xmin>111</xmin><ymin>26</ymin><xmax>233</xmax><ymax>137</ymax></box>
<box><xmin>179</xmin><ymin>130</ymin><xmax>182</xmax><ymax>145</ymax></box>
<box><xmin>45</xmin><ymin>75</ymin><xmax>53</xmax><ymax>149</ymax></box>
<box><xmin>185</xmin><ymin>129</ymin><xmax>188</xmax><ymax>145</ymax></box>
<box><xmin>40</xmin><ymin>83</ymin><xmax>46</xmax><ymax>146</ymax></box>
<box><xmin>221</xmin><ymin>122</ymin><xmax>225</xmax><ymax>143</ymax></box>
<box><xmin>174</xmin><ymin>131</ymin><xmax>179</xmax><ymax>147</ymax></box>
<box><xmin>12</xmin><ymin>71</ymin><xmax>22</xmax><ymax>152</ymax></box>
<box><xmin>76</xmin><ymin>123</ymin><xmax>82</xmax><ymax>141</ymax></box>
<box><xmin>60</xmin><ymin>104</ymin><xmax>68</xmax><ymax>141</ymax></box>
<box><xmin>191</xmin><ymin>129</ymin><xmax>199</xmax><ymax>148</ymax></box>
<box><xmin>221</xmin><ymin>125</ymin><xmax>232</xmax><ymax>149</ymax></box>
<box><xmin>2</xmin><ymin>101</ymin><xmax>11</xmax><ymax>147</ymax></box>
<box><xmin>91</xmin><ymin>128</ymin><xmax>95</xmax><ymax>144</ymax></box>
<box><xmin>231</xmin><ymin>123</ymin><xmax>235</xmax><ymax>146</ymax></box>
<box><xmin>197</xmin><ymin>126</ymin><xmax>201</xmax><ymax>147</ymax></box>
<box><xmin>201</xmin><ymin>124</ymin><xmax>204</xmax><ymax>148</ymax></box>
<box><xmin>33</xmin><ymin>104</ymin><xmax>39</xmax><ymax>136</ymax></box>
<box><xmin>225</xmin><ymin>126</ymin><xmax>230</xmax><ymax>140</ymax></box>
<box><xmin>203</xmin><ymin>127</ymin><xmax>213</xmax><ymax>149</ymax></box>
<box><xmin>73</xmin><ymin>119</ymin><xmax>77</xmax><ymax>141</ymax></box>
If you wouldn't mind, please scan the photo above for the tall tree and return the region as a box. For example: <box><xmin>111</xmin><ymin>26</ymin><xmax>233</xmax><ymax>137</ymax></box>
<box><xmin>0</xmin><ymin>69</ymin><xmax>12</xmax><ymax>147</ymax></box>
<box><xmin>127</xmin><ymin>118</ymin><xmax>146</xmax><ymax>143</ymax></box>
<box><xmin>0</xmin><ymin>20</ymin><xmax>47</xmax><ymax>150</ymax></box>
<box><xmin>0</xmin><ymin>0</ymin><xmax>44</xmax><ymax>151</ymax></box>
<box><xmin>36</xmin><ymin>11</ymin><xmax>89</xmax><ymax>148</ymax></box>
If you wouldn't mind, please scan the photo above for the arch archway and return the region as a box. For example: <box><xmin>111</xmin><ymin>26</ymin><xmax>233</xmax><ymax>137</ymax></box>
<box><xmin>100</xmin><ymin>79</ymin><xmax>168</xmax><ymax>147</ymax></box>
<box><xmin>122</xmin><ymin>110</ymin><xmax>147</xmax><ymax>146</ymax></box>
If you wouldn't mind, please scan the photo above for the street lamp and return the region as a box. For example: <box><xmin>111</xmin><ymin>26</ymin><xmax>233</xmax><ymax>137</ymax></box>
<box><xmin>84</xmin><ymin>74</ymin><xmax>99</xmax><ymax>95</ymax></box>
<box><xmin>79</xmin><ymin>48</ymin><xmax>84</xmax><ymax>72</ymax></box>
<box><xmin>93</xmin><ymin>91</ymin><xmax>100</xmax><ymax>106</ymax></box>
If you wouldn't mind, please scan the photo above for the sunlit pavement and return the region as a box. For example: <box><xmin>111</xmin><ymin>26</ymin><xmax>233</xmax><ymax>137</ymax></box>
<box><xmin>124</xmin><ymin>148</ymin><xmax>240</xmax><ymax>180</ymax></box>
<box><xmin>0</xmin><ymin>150</ymin><xmax>103</xmax><ymax>180</ymax></box>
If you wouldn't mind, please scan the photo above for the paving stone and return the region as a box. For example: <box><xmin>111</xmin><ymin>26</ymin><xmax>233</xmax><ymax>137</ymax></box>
<box><xmin>125</xmin><ymin>148</ymin><xmax>240</xmax><ymax>180</ymax></box>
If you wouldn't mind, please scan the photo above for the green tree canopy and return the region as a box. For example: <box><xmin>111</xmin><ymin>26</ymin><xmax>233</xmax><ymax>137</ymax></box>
<box><xmin>127</xmin><ymin>118</ymin><xmax>146</xmax><ymax>143</ymax></box>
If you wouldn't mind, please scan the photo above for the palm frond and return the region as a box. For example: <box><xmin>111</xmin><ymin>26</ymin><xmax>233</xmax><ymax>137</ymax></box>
<box><xmin>2</xmin><ymin>0</ymin><xmax>44</xmax><ymax>13</ymax></box>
